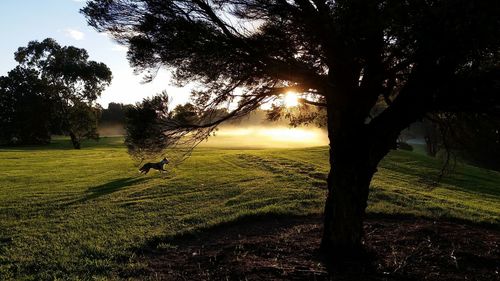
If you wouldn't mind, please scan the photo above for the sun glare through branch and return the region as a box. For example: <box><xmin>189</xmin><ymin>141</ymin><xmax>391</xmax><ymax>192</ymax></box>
<box><xmin>283</xmin><ymin>91</ymin><xmax>299</xmax><ymax>107</ymax></box>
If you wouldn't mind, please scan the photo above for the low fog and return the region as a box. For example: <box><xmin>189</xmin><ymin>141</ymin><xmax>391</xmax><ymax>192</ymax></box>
<box><xmin>201</xmin><ymin>125</ymin><xmax>328</xmax><ymax>148</ymax></box>
<box><xmin>203</xmin><ymin>110</ymin><xmax>328</xmax><ymax>148</ymax></box>
<box><xmin>98</xmin><ymin>124</ymin><xmax>126</xmax><ymax>136</ymax></box>
<box><xmin>98</xmin><ymin>109</ymin><xmax>328</xmax><ymax>148</ymax></box>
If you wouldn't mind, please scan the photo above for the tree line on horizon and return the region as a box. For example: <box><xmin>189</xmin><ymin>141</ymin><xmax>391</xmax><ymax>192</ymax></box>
<box><xmin>1</xmin><ymin>51</ymin><xmax>499</xmax><ymax>171</ymax></box>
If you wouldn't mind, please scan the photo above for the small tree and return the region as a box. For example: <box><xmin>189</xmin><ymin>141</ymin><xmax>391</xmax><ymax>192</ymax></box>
<box><xmin>125</xmin><ymin>92</ymin><xmax>171</xmax><ymax>161</ymax></box>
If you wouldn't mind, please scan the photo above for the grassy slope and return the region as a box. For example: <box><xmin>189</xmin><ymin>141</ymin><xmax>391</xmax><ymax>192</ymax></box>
<box><xmin>0</xmin><ymin>137</ymin><xmax>498</xmax><ymax>280</ymax></box>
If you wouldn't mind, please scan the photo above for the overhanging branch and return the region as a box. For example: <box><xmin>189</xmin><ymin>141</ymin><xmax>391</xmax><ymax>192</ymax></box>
<box><xmin>299</xmin><ymin>98</ymin><xmax>326</xmax><ymax>107</ymax></box>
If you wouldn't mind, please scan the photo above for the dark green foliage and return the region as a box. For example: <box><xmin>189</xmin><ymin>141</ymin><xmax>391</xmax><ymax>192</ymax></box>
<box><xmin>397</xmin><ymin>142</ymin><xmax>413</xmax><ymax>151</ymax></box>
<box><xmin>14</xmin><ymin>38</ymin><xmax>112</xmax><ymax>103</ymax></box>
<box><xmin>0</xmin><ymin>38</ymin><xmax>112</xmax><ymax>148</ymax></box>
<box><xmin>124</xmin><ymin>92</ymin><xmax>232</xmax><ymax>161</ymax></box>
<box><xmin>171</xmin><ymin>103</ymin><xmax>199</xmax><ymax>124</ymax></box>
<box><xmin>267</xmin><ymin>103</ymin><xmax>327</xmax><ymax>128</ymax></box>
<box><xmin>0</xmin><ymin>68</ymin><xmax>53</xmax><ymax>145</ymax></box>
<box><xmin>67</xmin><ymin>101</ymin><xmax>101</xmax><ymax>149</ymax></box>
<box><xmin>445</xmin><ymin>113</ymin><xmax>500</xmax><ymax>171</ymax></box>
<box><xmin>100</xmin><ymin>102</ymin><xmax>132</xmax><ymax>125</ymax></box>
<box><xmin>124</xmin><ymin>92</ymin><xmax>171</xmax><ymax>161</ymax></box>
<box><xmin>407</xmin><ymin>113</ymin><xmax>500</xmax><ymax>170</ymax></box>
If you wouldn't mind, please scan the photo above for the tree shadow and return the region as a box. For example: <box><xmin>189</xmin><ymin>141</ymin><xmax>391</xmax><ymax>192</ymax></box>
<box><xmin>132</xmin><ymin>213</ymin><xmax>386</xmax><ymax>280</ymax></box>
<box><xmin>139</xmin><ymin>212</ymin><xmax>309</xmax><ymax>250</ymax></box>
<box><xmin>64</xmin><ymin>177</ymin><xmax>147</xmax><ymax>206</ymax></box>
<box><xmin>131</xmin><ymin>213</ymin><xmax>499</xmax><ymax>280</ymax></box>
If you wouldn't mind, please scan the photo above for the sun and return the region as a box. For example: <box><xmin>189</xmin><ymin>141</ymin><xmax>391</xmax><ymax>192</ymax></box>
<box><xmin>283</xmin><ymin>91</ymin><xmax>299</xmax><ymax>107</ymax></box>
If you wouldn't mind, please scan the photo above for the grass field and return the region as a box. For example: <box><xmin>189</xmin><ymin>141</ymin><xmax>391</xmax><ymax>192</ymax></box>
<box><xmin>0</xmin><ymin>137</ymin><xmax>499</xmax><ymax>280</ymax></box>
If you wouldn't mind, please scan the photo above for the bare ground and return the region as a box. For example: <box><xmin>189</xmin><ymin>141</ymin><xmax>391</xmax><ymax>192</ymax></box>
<box><xmin>140</xmin><ymin>215</ymin><xmax>500</xmax><ymax>281</ymax></box>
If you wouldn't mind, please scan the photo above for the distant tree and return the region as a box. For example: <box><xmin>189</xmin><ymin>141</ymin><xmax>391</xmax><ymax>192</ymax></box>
<box><xmin>172</xmin><ymin>103</ymin><xmax>199</xmax><ymax>124</ymax></box>
<box><xmin>67</xmin><ymin>101</ymin><xmax>101</xmax><ymax>149</ymax></box>
<box><xmin>12</xmin><ymin>38</ymin><xmax>112</xmax><ymax>149</ymax></box>
<box><xmin>0</xmin><ymin>67</ymin><xmax>53</xmax><ymax>145</ymax></box>
<box><xmin>451</xmin><ymin>114</ymin><xmax>500</xmax><ymax>171</ymax></box>
<box><xmin>100</xmin><ymin>102</ymin><xmax>131</xmax><ymax>124</ymax></box>
<box><xmin>84</xmin><ymin>0</ymin><xmax>500</xmax><ymax>257</ymax></box>
<box><xmin>420</xmin><ymin>118</ymin><xmax>440</xmax><ymax>157</ymax></box>
<box><xmin>267</xmin><ymin>103</ymin><xmax>327</xmax><ymax>128</ymax></box>
<box><xmin>428</xmin><ymin>113</ymin><xmax>500</xmax><ymax>171</ymax></box>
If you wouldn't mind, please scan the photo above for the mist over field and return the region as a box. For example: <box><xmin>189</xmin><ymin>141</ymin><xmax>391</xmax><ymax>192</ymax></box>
<box><xmin>201</xmin><ymin>109</ymin><xmax>329</xmax><ymax>148</ymax></box>
<box><xmin>98</xmin><ymin>124</ymin><xmax>126</xmax><ymax>136</ymax></box>
<box><xmin>98</xmin><ymin>123</ymin><xmax>328</xmax><ymax>148</ymax></box>
<box><xmin>203</xmin><ymin>125</ymin><xmax>328</xmax><ymax>148</ymax></box>
<box><xmin>98</xmin><ymin>108</ymin><xmax>329</xmax><ymax>148</ymax></box>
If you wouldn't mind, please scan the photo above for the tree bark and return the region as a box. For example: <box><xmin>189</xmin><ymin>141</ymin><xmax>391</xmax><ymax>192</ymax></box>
<box><xmin>320</xmin><ymin>98</ymin><xmax>386</xmax><ymax>258</ymax></box>
<box><xmin>320</xmin><ymin>133</ymin><xmax>378</xmax><ymax>256</ymax></box>
<box><xmin>69</xmin><ymin>131</ymin><xmax>81</xmax><ymax>149</ymax></box>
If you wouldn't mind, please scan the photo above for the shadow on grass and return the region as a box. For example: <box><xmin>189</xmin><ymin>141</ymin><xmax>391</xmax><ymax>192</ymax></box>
<box><xmin>138</xmin><ymin>212</ymin><xmax>315</xmax><ymax>251</ymax></box>
<box><xmin>365</xmin><ymin>211</ymin><xmax>500</xmax><ymax>229</ymax></box>
<box><xmin>137</xmin><ymin>211</ymin><xmax>499</xmax><ymax>255</ymax></box>
<box><xmin>129</xmin><ymin>212</ymin><xmax>500</xmax><ymax>280</ymax></box>
<box><xmin>64</xmin><ymin>177</ymin><xmax>147</xmax><ymax>206</ymax></box>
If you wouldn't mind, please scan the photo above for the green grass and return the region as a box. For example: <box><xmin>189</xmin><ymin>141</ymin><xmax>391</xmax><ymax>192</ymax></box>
<box><xmin>0</xmin><ymin>137</ymin><xmax>499</xmax><ymax>280</ymax></box>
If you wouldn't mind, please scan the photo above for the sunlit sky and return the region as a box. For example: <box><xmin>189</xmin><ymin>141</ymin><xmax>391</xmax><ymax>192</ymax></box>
<box><xmin>0</xmin><ymin>0</ymin><xmax>191</xmax><ymax>108</ymax></box>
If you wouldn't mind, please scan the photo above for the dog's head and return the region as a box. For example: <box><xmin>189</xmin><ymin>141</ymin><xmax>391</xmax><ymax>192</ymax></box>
<box><xmin>162</xmin><ymin>157</ymin><xmax>170</xmax><ymax>164</ymax></box>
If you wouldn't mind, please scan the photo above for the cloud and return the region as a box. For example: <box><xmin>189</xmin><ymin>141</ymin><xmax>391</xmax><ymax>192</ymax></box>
<box><xmin>65</xmin><ymin>28</ymin><xmax>85</xmax><ymax>41</ymax></box>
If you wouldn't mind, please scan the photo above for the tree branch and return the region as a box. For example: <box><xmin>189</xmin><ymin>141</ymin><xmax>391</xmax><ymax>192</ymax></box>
<box><xmin>299</xmin><ymin>98</ymin><xmax>326</xmax><ymax>107</ymax></box>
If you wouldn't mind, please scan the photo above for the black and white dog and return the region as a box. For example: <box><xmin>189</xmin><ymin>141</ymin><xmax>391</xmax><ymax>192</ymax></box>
<box><xmin>139</xmin><ymin>158</ymin><xmax>170</xmax><ymax>174</ymax></box>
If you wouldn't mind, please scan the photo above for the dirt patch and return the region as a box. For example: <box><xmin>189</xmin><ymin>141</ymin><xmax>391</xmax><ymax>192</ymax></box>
<box><xmin>141</xmin><ymin>216</ymin><xmax>499</xmax><ymax>280</ymax></box>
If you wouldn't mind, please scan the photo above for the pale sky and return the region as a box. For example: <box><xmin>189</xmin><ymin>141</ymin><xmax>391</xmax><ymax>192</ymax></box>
<box><xmin>0</xmin><ymin>0</ymin><xmax>191</xmax><ymax>108</ymax></box>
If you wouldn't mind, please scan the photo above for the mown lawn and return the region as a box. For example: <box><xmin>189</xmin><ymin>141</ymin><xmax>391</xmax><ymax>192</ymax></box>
<box><xmin>0</xmin><ymin>137</ymin><xmax>498</xmax><ymax>280</ymax></box>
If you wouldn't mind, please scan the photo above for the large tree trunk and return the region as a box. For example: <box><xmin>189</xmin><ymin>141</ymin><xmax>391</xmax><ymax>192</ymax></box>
<box><xmin>320</xmin><ymin>99</ymin><xmax>388</xmax><ymax>258</ymax></box>
<box><xmin>320</xmin><ymin>132</ymin><xmax>378</xmax><ymax>257</ymax></box>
